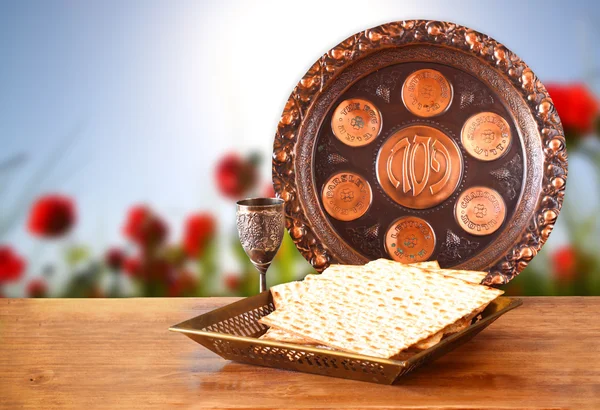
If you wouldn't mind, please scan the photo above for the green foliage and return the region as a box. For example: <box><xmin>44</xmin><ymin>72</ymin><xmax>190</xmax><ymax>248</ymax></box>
<box><xmin>197</xmin><ymin>239</ymin><xmax>217</xmax><ymax>296</ymax></box>
<box><xmin>64</xmin><ymin>245</ymin><xmax>90</xmax><ymax>267</ymax></box>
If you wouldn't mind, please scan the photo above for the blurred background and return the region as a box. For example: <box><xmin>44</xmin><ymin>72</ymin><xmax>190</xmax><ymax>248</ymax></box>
<box><xmin>1</xmin><ymin>0</ymin><xmax>599</xmax><ymax>298</ymax></box>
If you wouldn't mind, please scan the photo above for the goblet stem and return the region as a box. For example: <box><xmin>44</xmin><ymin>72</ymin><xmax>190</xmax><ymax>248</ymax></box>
<box><xmin>259</xmin><ymin>272</ymin><xmax>267</xmax><ymax>293</ymax></box>
<box><xmin>253</xmin><ymin>262</ymin><xmax>270</xmax><ymax>293</ymax></box>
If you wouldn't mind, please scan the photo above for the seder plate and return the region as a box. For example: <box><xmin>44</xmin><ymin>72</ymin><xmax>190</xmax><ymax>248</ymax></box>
<box><xmin>272</xmin><ymin>20</ymin><xmax>568</xmax><ymax>285</ymax></box>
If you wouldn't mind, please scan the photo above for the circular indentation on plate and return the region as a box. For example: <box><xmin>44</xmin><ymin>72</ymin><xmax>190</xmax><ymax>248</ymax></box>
<box><xmin>401</xmin><ymin>69</ymin><xmax>453</xmax><ymax>117</ymax></box>
<box><xmin>321</xmin><ymin>171</ymin><xmax>372</xmax><ymax>221</ymax></box>
<box><xmin>461</xmin><ymin>112</ymin><xmax>511</xmax><ymax>161</ymax></box>
<box><xmin>376</xmin><ymin>125</ymin><xmax>463</xmax><ymax>209</ymax></box>
<box><xmin>331</xmin><ymin>98</ymin><xmax>382</xmax><ymax>147</ymax></box>
<box><xmin>384</xmin><ymin>216</ymin><xmax>436</xmax><ymax>262</ymax></box>
<box><xmin>455</xmin><ymin>186</ymin><xmax>506</xmax><ymax>236</ymax></box>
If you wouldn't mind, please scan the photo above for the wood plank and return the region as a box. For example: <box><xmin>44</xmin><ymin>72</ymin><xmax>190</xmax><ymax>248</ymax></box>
<box><xmin>1</xmin><ymin>297</ymin><xmax>599</xmax><ymax>409</ymax></box>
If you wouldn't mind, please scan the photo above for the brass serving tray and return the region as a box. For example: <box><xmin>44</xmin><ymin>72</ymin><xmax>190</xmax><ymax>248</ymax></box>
<box><xmin>272</xmin><ymin>20</ymin><xmax>568</xmax><ymax>285</ymax></box>
<box><xmin>170</xmin><ymin>293</ymin><xmax>522</xmax><ymax>384</ymax></box>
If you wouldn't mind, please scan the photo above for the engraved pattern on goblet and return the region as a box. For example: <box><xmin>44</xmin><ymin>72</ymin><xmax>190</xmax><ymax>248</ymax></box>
<box><xmin>236</xmin><ymin>198</ymin><xmax>285</xmax><ymax>293</ymax></box>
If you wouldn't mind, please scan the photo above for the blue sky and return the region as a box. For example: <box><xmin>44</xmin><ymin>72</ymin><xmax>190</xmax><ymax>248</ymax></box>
<box><xmin>0</xmin><ymin>0</ymin><xmax>599</xmax><ymax>282</ymax></box>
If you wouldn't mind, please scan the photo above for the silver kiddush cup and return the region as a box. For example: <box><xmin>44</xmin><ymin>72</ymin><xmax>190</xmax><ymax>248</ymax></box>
<box><xmin>236</xmin><ymin>198</ymin><xmax>285</xmax><ymax>293</ymax></box>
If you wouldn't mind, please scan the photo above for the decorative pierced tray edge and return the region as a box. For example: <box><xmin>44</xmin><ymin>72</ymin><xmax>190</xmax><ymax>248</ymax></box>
<box><xmin>406</xmin><ymin>296</ymin><xmax>522</xmax><ymax>364</ymax></box>
<box><xmin>169</xmin><ymin>295</ymin><xmax>522</xmax><ymax>367</ymax></box>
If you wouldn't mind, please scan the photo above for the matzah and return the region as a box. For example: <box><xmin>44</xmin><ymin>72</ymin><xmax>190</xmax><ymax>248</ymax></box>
<box><xmin>367</xmin><ymin>259</ymin><xmax>487</xmax><ymax>284</ymax></box>
<box><xmin>262</xmin><ymin>260</ymin><xmax>494</xmax><ymax>349</ymax></box>
<box><xmin>261</xmin><ymin>327</ymin><xmax>319</xmax><ymax>344</ymax></box>
<box><xmin>259</xmin><ymin>263</ymin><xmax>502</xmax><ymax>358</ymax></box>
<box><xmin>270</xmin><ymin>260</ymin><xmax>441</xmax><ymax>309</ymax></box>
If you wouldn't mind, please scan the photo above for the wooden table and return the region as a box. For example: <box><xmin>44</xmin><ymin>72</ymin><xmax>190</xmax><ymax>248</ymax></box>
<box><xmin>1</xmin><ymin>297</ymin><xmax>599</xmax><ymax>409</ymax></box>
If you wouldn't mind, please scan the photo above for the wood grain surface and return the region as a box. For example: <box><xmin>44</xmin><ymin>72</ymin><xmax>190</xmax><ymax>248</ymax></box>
<box><xmin>1</xmin><ymin>297</ymin><xmax>599</xmax><ymax>409</ymax></box>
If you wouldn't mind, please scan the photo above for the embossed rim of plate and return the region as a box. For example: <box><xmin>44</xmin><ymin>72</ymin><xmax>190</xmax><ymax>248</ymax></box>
<box><xmin>272</xmin><ymin>20</ymin><xmax>567</xmax><ymax>285</ymax></box>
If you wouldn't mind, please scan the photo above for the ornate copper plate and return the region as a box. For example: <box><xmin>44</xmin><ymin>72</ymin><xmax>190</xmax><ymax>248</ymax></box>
<box><xmin>272</xmin><ymin>20</ymin><xmax>567</xmax><ymax>285</ymax></box>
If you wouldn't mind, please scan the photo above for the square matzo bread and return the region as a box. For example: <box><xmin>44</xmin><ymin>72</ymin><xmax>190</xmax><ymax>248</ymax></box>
<box><xmin>367</xmin><ymin>259</ymin><xmax>488</xmax><ymax>284</ymax></box>
<box><xmin>264</xmin><ymin>261</ymin><xmax>490</xmax><ymax>346</ymax></box>
<box><xmin>269</xmin><ymin>261</ymin><xmax>441</xmax><ymax>309</ymax></box>
<box><xmin>259</xmin><ymin>264</ymin><xmax>502</xmax><ymax>358</ymax></box>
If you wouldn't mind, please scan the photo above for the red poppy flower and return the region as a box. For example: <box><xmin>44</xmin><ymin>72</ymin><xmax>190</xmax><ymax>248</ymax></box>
<box><xmin>168</xmin><ymin>271</ymin><xmax>198</xmax><ymax>297</ymax></box>
<box><xmin>122</xmin><ymin>205</ymin><xmax>168</xmax><ymax>248</ymax></box>
<box><xmin>0</xmin><ymin>246</ymin><xmax>26</xmax><ymax>283</ymax></box>
<box><xmin>546</xmin><ymin>83</ymin><xmax>598</xmax><ymax>136</ymax></box>
<box><xmin>28</xmin><ymin>195</ymin><xmax>76</xmax><ymax>238</ymax></box>
<box><xmin>105</xmin><ymin>247</ymin><xmax>125</xmax><ymax>271</ymax></box>
<box><xmin>27</xmin><ymin>278</ymin><xmax>48</xmax><ymax>298</ymax></box>
<box><xmin>146</xmin><ymin>259</ymin><xmax>172</xmax><ymax>282</ymax></box>
<box><xmin>551</xmin><ymin>246</ymin><xmax>577</xmax><ymax>282</ymax></box>
<box><xmin>224</xmin><ymin>273</ymin><xmax>241</xmax><ymax>292</ymax></box>
<box><xmin>214</xmin><ymin>153</ymin><xmax>258</xmax><ymax>199</ymax></box>
<box><xmin>124</xmin><ymin>257</ymin><xmax>172</xmax><ymax>283</ymax></box>
<box><xmin>183</xmin><ymin>213</ymin><xmax>216</xmax><ymax>258</ymax></box>
<box><xmin>123</xmin><ymin>257</ymin><xmax>142</xmax><ymax>277</ymax></box>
